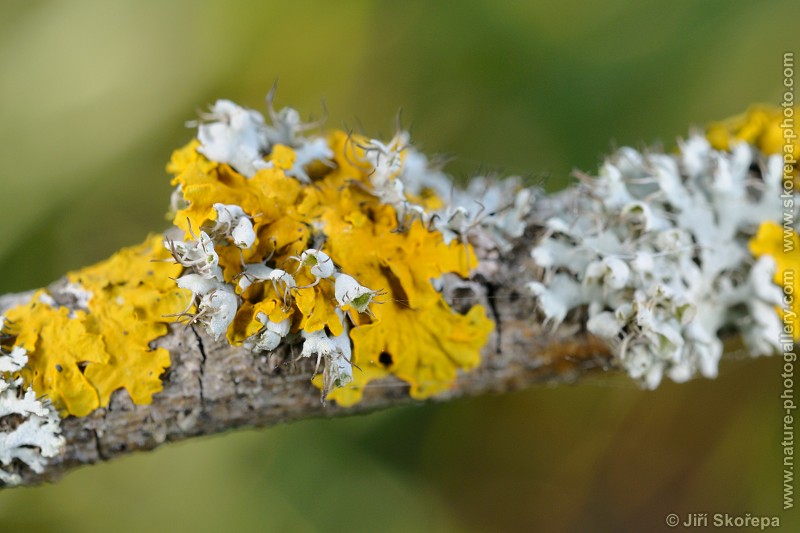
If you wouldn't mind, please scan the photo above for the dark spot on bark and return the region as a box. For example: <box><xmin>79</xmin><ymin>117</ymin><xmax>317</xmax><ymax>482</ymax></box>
<box><xmin>379</xmin><ymin>351</ymin><xmax>393</xmax><ymax>367</ymax></box>
<box><xmin>55</xmin><ymin>364</ymin><xmax>63</xmax><ymax>372</ymax></box>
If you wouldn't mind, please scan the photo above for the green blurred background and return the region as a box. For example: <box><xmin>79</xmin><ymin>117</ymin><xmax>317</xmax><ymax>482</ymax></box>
<box><xmin>0</xmin><ymin>0</ymin><xmax>798</xmax><ymax>531</ymax></box>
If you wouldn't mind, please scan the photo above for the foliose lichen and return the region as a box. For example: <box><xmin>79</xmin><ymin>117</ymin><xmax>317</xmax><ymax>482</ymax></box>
<box><xmin>2</xmin><ymin>237</ymin><xmax>190</xmax><ymax>417</ymax></box>
<box><xmin>166</xmin><ymin>96</ymin><xmax>499</xmax><ymax>405</ymax></box>
<box><xmin>528</xmin><ymin>106</ymin><xmax>798</xmax><ymax>388</ymax></box>
<box><xmin>2</xmin><ymin>94</ymin><xmax>792</xmax><ymax>441</ymax></box>
<box><xmin>0</xmin><ymin>338</ymin><xmax>65</xmax><ymax>486</ymax></box>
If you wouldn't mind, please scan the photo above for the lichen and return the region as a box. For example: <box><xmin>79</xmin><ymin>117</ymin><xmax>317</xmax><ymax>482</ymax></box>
<box><xmin>528</xmin><ymin>116</ymin><xmax>795</xmax><ymax>388</ymax></box>
<box><xmin>0</xmin><ymin>91</ymin><xmax>793</xmax><ymax>424</ymax></box>
<box><xmin>0</xmin><ymin>345</ymin><xmax>64</xmax><ymax>485</ymax></box>
<box><xmin>706</xmin><ymin>105</ymin><xmax>796</xmax><ymax>161</ymax></box>
<box><xmin>3</xmin><ymin>236</ymin><xmax>190</xmax><ymax>417</ymax></box>
<box><xmin>166</xmin><ymin>99</ymin><xmax>496</xmax><ymax>403</ymax></box>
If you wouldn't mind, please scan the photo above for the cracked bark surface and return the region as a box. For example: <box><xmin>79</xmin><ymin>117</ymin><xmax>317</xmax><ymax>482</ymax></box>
<box><xmin>0</xmin><ymin>193</ymin><xmax>617</xmax><ymax>488</ymax></box>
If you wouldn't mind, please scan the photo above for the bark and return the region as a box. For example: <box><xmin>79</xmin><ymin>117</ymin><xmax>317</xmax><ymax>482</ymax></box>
<box><xmin>0</xmin><ymin>192</ymin><xmax>616</xmax><ymax>488</ymax></box>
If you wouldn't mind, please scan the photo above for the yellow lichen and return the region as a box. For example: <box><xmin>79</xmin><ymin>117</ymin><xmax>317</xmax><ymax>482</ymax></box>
<box><xmin>707</xmin><ymin>106</ymin><xmax>780</xmax><ymax>153</ymax></box>
<box><xmin>268</xmin><ymin>144</ymin><xmax>296</xmax><ymax>170</ymax></box>
<box><xmin>311</xmin><ymin>164</ymin><xmax>492</xmax><ymax>404</ymax></box>
<box><xmin>749</xmin><ymin>221</ymin><xmax>800</xmax><ymax>340</ymax></box>
<box><xmin>168</xmin><ymin>129</ymin><xmax>493</xmax><ymax>405</ymax></box>
<box><xmin>707</xmin><ymin>105</ymin><xmax>797</xmax><ymax>176</ymax></box>
<box><xmin>2</xmin><ymin>236</ymin><xmax>190</xmax><ymax>417</ymax></box>
<box><xmin>4</xmin><ymin>297</ymin><xmax>107</xmax><ymax>417</ymax></box>
<box><xmin>168</xmin><ymin>144</ymin><xmax>313</xmax><ymax>272</ymax></box>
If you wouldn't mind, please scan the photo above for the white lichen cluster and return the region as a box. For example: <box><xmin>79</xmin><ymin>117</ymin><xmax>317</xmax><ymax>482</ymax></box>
<box><xmin>0</xmin><ymin>328</ymin><xmax>65</xmax><ymax>485</ymax></box>
<box><xmin>528</xmin><ymin>136</ymin><xmax>789</xmax><ymax>388</ymax></box>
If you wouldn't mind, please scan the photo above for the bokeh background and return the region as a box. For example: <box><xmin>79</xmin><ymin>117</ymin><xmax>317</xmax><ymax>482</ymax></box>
<box><xmin>1</xmin><ymin>1</ymin><xmax>798</xmax><ymax>531</ymax></box>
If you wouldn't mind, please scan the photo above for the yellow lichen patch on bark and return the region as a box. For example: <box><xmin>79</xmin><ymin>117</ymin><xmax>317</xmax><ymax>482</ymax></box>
<box><xmin>167</xmin><ymin>130</ymin><xmax>494</xmax><ymax>405</ymax></box>
<box><xmin>311</xmin><ymin>163</ymin><xmax>492</xmax><ymax>405</ymax></box>
<box><xmin>2</xmin><ymin>236</ymin><xmax>190</xmax><ymax>417</ymax></box>
<box><xmin>4</xmin><ymin>298</ymin><xmax>107</xmax><ymax>417</ymax></box>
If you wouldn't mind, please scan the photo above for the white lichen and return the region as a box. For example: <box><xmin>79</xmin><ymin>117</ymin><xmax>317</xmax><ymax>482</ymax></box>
<box><xmin>527</xmin><ymin>135</ymin><xmax>791</xmax><ymax>388</ymax></box>
<box><xmin>195</xmin><ymin>96</ymin><xmax>331</xmax><ymax>183</ymax></box>
<box><xmin>361</xmin><ymin>134</ymin><xmax>536</xmax><ymax>253</ymax></box>
<box><xmin>243</xmin><ymin>315</ymin><xmax>291</xmax><ymax>353</ymax></box>
<box><xmin>196</xmin><ymin>99</ymin><xmax>269</xmax><ymax>178</ymax></box>
<box><xmin>166</xmin><ymin>230</ymin><xmax>222</xmax><ymax>281</ymax></box>
<box><xmin>0</xmin><ymin>347</ymin><xmax>28</xmax><ymax>374</ymax></box>
<box><xmin>299</xmin><ymin>313</ymin><xmax>354</xmax><ymax>401</ymax></box>
<box><xmin>196</xmin><ymin>287</ymin><xmax>239</xmax><ymax>341</ymax></box>
<box><xmin>208</xmin><ymin>203</ymin><xmax>255</xmax><ymax>249</ymax></box>
<box><xmin>0</xmin><ymin>346</ymin><xmax>65</xmax><ymax>485</ymax></box>
<box><xmin>286</xmin><ymin>137</ymin><xmax>333</xmax><ymax>183</ymax></box>
<box><xmin>62</xmin><ymin>282</ymin><xmax>92</xmax><ymax>311</ymax></box>
<box><xmin>267</xmin><ymin>269</ymin><xmax>297</xmax><ymax>305</ymax></box>
<box><xmin>290</xmin><ymin>249</ymin><xmax>335</xmax><ymax>287</ymax></box>
<box><xmin>176</xmin><ymin>272</ymin><xmax>225</xmax><ymax>298</ymax></box>
<box><xmin>334</xmin><ymin>273</ymin><xmax>379</xmax><ymax>314</ymax></box>
<box><xmin>236</xmin><ymin>262</ymin><xmax>274</xmax><ymax>292</ymax></box>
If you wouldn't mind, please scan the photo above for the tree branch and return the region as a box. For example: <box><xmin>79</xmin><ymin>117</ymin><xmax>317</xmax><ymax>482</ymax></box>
<box><xmin>1</xmin><ymin>101</ymin><xmax>790</xmax><ymax>488</ymax></box>
<box><xmin>0</xmin><ymin>189</ymin><xmax>614</xmax><ymax>487</ymax></box>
